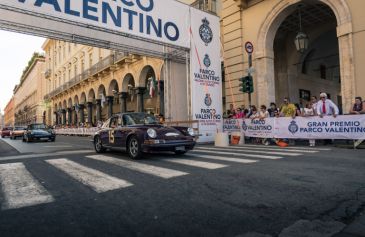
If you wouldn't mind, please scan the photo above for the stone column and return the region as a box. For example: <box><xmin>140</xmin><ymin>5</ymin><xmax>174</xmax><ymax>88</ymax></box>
<box><xmin>87</xmin><ymin>102</ymin><xmax>93</xmax><ymax>125</ymax></box>
<box><xmin>119</xmin><ymin>92</ymin><xmax>128</xmax><ymax>113</ymax></box>
<box><xmin>159</xmin><ymin>81</ymin><xmax>165</xmax><ymax>115</ymax></box>
<box><xmin>67</xmin><ymin>108</ymin><xmax>72</xmax><ymax>125</ymax></box>
<box><xmin>54</xmin><ymin>112</ymin><xmax>58</xmax><ymax>126</ymax></box>
<box><xmin>61</xmin><ymin>109</ymin><xmax>67</xmax><ymax>125</ymax></box>
<box><xmin>79</xmin><ymin>104</ymin><xmax>85</xmax><ymax>124</ymax></box>
<box><xmin>136</xmin><ymin>87</ymin><xmax>146</xmax><ymax>112</ymax></box>
<box><xmin>107</xmin><ymin>96</ymin><xmax>114</xmax><ymax>118</ymax></box>
<box><xmin>73</xmin><ymin>107</ymin><xmax>78</xmax><ymax>125</ymax></box>
<box><xmin>96</xmin><ymin>99</ymin><xmax>102</xmax><ymax>122</ymax></box>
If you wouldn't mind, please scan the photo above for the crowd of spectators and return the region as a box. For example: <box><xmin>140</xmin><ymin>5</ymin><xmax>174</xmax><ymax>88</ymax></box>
<box><xmin>224</xmin><ymin>93</ymin><xmax>365</xmax><ymax>146</ymax></box>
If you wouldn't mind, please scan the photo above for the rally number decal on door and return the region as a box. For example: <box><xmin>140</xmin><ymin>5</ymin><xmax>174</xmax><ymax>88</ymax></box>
<box><xmin>109</xmin><ymin>130</ymin><xmax>115</xmax><ymax>144</ymax></box>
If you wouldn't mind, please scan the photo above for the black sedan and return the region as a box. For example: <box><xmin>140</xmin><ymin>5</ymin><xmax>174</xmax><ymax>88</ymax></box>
<box><xmin>23</xmin><ymin>123</ymin><xmax>56</xmax><ymax>142</ymax></box>
<box><xmin>93</xmin><ymin>113</ymin><xmax>196</xmax><ymax>159</ymax></box>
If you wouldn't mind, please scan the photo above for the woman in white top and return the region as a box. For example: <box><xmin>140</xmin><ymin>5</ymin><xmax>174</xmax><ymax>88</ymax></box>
<box><xmin>259</xmin><ymin>105</ymin><xmax>270</xmax><ymax>119</ymax></box>
<box><xmin>303</xmin><ymin>102</ymin><xmax>316</xmax><ymax>146</ymax></box>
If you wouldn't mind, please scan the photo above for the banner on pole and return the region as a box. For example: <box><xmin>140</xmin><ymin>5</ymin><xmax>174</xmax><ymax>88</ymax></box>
<box><xmin>190</xmin><ymin>8</ymin><xmax>223</xmax><ymax>143</ymax></box>
<box><xmin>223</xmin><ymin>115</ymin><xmax>365</xmax><ymax>140</ymax></box>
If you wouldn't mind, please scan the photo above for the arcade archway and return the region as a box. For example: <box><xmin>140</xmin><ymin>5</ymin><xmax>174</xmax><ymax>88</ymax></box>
<box><xmin>255</xmin><ymin>0</ymin><xmax>354</xmax><ymax>112</ymax></box>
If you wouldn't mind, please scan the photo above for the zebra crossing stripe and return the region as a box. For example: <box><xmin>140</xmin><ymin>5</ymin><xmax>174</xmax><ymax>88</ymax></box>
<box><xmin>186</xmin><ymin>154</ymin><xmax>258</xmax><ymax>164</ymax></box>
<box><xmin>194</xmin><ymin>147</ymin><xmax>301</xmax><ymax>157</ymax></box>
<box><xmin>236</xmin><ymin>144</ymin><xmax>331</xmax><ymax>151</ymax></box>
<box><xmin>0</xmin><ymin>163</ymin><xmax>54</xmax><ymax>210</ymax></box>
<box><xmin>86</xmin><ymin>155</ymin><xmax>188</xmax><ymax>179</ymax></box>
<box><xmin>46</xmin><ymin>159</ymin><xmax>133</xmax><ymax>193</ymax></box>
<box><xmin>198</xmin><ymin>146</ymin><xmax>319</xmax><ymax>154</ymax></box>
<box><xmin>192</xmin><ymin>149</ymin><xmax>283</xmax><ymax>160</ymax></box>
<box><xmin>164</xmin><ymin>158</ymin><xmax>228</xmax><ymax>169</ymax></box>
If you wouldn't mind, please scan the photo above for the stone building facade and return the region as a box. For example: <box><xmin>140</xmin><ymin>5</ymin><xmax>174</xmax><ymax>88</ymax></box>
<box><xmin>221</xmin><ymin>0</ymin><xmax>364</xmax><ymax>113</ymax></box>
<box><xmin>42</xmin><ymin>40</ymin><xmax>189</xmax><ymax>126</ymax></box>
<box><xmin>13</xmin><ymin>55</ymin><xmax>47</xmax><ymax>126</ymax></box>
<box><xmin>4</xmin><ymin>97</ymin><xmax>15</xmax><ymax>127</ymax></box>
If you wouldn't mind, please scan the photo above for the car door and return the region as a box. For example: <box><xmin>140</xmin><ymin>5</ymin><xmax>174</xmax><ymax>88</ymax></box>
<box><xmin>99</xmin><ymin>118</ymin><xmax>111</xmax><ymax>146</ymax></box>
<box><xmin>108</xmin><ymin>116</ymin><xmax>119</xmax><ymax>147</ymax></box>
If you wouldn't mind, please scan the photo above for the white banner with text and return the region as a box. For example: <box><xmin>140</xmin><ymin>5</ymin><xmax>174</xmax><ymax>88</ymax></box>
<box><xmin>190</xmin><ymin>8</ymin><xmax>223</xmax><ymax>143</ymax></box>
<box><xmin>223</xmin><ymin>115</ymin><xmax>365</xmax><ymax>140</ymax></box>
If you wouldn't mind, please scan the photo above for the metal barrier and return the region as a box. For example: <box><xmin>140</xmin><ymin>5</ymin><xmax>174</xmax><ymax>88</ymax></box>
<box><xmin>55</xmin><ymin>127</ymin><xmax>100</xmax><ymax>136</ymax></box>
<box><xmin>55</xmin><ymin>121</ymin><xmax>200</xmax><ymax>138</ymax></box>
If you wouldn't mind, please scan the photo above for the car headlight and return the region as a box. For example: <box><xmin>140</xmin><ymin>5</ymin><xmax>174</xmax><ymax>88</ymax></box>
<box><xmin>147</xmin><ymin>128</ymin><xmax>157</xmax><ymax>138</ymax></box>
<box><xmin>187</xmin><ymin>128</ymin><xmax>195</xmax><ymax>136</ymax></box>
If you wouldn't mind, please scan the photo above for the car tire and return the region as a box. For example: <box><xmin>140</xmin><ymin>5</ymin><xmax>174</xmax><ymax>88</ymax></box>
<box><xmin>127</xmin><ymin>136</ymin><xmax>142</xmax><ymax>159</ymax></box>
<box><xmin>175</xmin><ymin>151</ymin><xmax>187</xmax><ymax>155</ymax></box>
<box><xmin>94</xmin><ymin>136</ymin><xmax>106</xmax><ymax>153</ymax></box>
<box><xmin>51</xmin><ymin>138</ymin><xmax>56</xmax><ymax>142</ymax></box>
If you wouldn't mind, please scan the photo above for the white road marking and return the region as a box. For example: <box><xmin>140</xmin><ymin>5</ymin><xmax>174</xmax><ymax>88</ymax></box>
<box><xmin>199</xmin><ymin>146</ymin><xmax>318</xmax><ymax>154</ymax></box>
<box><xmin>0</xmin><ymin>163</ymin><xmax>54</xmax><ymax>210</ymax></box>
<box><xmin>192</xmin><ymin>149</ymin><xmax>282</xmax><ymax>160</ymax></box>
<box><xmin>43</xmin><ymin>145</ymin><xmax>73</xmax><ymax>148</ymax></box>
<box><xmin>86</xmin><ymin>155</ymin><xmax>188</xmax><ymax>179</ymax></box>
<box><xmin>0</xmin><ymin>150</ymin><xmax>93</xmax><ymax>162</ymax></box>
<box><xmin>234</xmin><ymin>144</ymin><xmax>331</xmax><ymax>151</ymax></box>
<box><xmin>194</xmin><ymin>147</ymin><xmax>301</xmax><ymax>157</ymax></box>
<box><xmin>46</xmin><ymin>159</ymin><xmax>132</xmax><ymax>193</ymax></box>
<box><xmin>186</xmin><ymin>154</ymin><xmax>258</xmax><ymax>164</ymax></box>
<box><xmin>164</xmin><ymin>158</ymin><xmax>228</xmax><ymax>170</ymax></box>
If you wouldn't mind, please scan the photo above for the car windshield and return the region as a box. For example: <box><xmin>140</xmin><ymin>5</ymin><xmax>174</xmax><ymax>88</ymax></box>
<box><xmin>30</xmin><ymin>124</ymin><xmax>47</xmax><ymax>130</ymax></box>
<box><xmin>123</xmin><ymin>113</ymin><xmax>158</xmax><ymax>125</ymax></box>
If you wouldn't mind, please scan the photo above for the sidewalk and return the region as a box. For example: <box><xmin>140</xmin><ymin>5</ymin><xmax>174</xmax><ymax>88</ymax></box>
<box><xmin>0</xmin><ymin>138</ymin><xmax>19</xmax><ymax>157</ymax></box>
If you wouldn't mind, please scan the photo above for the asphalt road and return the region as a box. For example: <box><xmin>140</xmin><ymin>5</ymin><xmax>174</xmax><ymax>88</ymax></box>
<box><xmin>0</xmin><ymin>136</ymin><xmax>364</xmax><ymax>237</ymax></box>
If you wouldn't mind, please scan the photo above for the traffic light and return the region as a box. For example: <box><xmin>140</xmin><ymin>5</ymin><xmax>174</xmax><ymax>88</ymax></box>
<box><xmin>239</xmin><ymin>75</ymin><xmax>254</xmax><ymax>93</ymax></box>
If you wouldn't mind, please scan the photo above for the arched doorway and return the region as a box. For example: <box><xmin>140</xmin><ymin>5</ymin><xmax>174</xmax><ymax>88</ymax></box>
<box><xmin>255</xmin><ymin>0</ymin><xmax>354</xmax><ymax>112</ymax></box>
<box><xmin>139</xmin><ymin>65</ymin><xmax>159</xmax><ymax>115</ymax></box>
<box><xmin>97</xmin><ymin>85</ymin><xmax>107</xmax><ymax>121</ymax></box>
<box><xmin>273</xmin><ymin>2</ymin><xmax>341</xmax><ymax>110</ymax></box>
<box><xmin>107</xmin><ymin>79</ymin><xmax>120</xmax><ymax>117</ymax></box>
<box><xmin>121</xmin><ymin>73</ymin><xmax>136</xmax><ymax>112</ymax></box>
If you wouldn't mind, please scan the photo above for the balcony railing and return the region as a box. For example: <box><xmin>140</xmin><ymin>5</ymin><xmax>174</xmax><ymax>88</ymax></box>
<box><xmin>191</xmin><ymin>0</ymin><xmax>217</xmax><ymax>13</ymax></box>
<box><xmin>44</xmin><ymin>51</ymin><xmax>128</xmax><ymax>100</ymax></box>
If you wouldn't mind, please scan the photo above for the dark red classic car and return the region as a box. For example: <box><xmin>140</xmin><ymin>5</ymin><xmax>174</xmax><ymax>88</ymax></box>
<box><xmin>92</xmin><ymin>113</ymin><xmax>196</xmax><ymax>159</ymax></box>
<box><xmin>1</xmin><ymin>127</ymin><xmax>13</xmax><ymax>138</ymax></box>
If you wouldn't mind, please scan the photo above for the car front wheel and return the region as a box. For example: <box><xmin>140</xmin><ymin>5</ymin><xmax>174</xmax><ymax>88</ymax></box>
<box><xmin>127</xmin><ymin>136</ymin><xmax>142</xmax><ymax>159</ymax></box>
<box><xmin>94</xmin><ymin>136</ymin><xmax>106</xmax><ymax>153</ymax></box>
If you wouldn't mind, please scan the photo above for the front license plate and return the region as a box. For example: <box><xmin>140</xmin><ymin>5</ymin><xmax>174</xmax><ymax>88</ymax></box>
<box><xmin>175</xmin><ymin>146</ymin><xmax>185</xmax><ymax>151</ymax></box>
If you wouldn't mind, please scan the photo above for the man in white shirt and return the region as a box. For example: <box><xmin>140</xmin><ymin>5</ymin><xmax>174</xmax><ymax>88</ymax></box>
<box><xmin>317</xmin><ymin>93</ymin><xmax>339</xmax><ymax>118</ymax></box>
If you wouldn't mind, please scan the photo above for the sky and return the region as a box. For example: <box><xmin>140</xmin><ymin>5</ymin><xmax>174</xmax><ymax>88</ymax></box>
<box><xmin>0</xmin><ymin>30</ymin><xmax>45</xmax><ymax>113</ymax></box>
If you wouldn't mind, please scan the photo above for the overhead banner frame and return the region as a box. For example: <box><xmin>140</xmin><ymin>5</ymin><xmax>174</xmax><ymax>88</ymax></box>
<box><xmin>0</xmin><ymin>0</ymin><xmax>223</xmax><ymax>143</ymax></box>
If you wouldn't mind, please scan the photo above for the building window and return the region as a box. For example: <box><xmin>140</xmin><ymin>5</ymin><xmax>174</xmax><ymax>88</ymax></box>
<box><xmin>320</xmin><ymin>65</ymin><xmax>326</xmax><ymax>79</ymax></box>
<box><xmin>81</xmin><ymin>59</ymin><xmax>85</xmax><ymax>72</ymax></box>
<box><xmin>74</xmin><ymin>64</ymin><xmax>78</xmax><ymax>77</ymax></box>
<box><xmin>68</xmin><ymin>69</ymin><xmax>71</xmax><ymax>81</ymax></box>
<box><xmin>89</xmin><ymin>53</ymin><xmax>93</xmax><ymax>68</ymax></box>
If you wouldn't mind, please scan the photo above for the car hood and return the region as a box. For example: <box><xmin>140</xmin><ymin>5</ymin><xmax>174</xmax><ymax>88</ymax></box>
<box><xmin>129</xmin><ymin>125</ymin><xmax>190</xmax><ymax>139</ymax></box>
<box><xmin>31</xmin><ymin>129</ymin><xmax>52</xmax><ymax>135</ymax></box>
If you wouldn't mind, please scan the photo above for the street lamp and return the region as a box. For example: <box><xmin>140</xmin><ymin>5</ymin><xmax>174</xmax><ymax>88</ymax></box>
<box><xmin>294</xmin><ymin>5</ymin><xmax>309</xmax><ymax>53</ymax></box>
